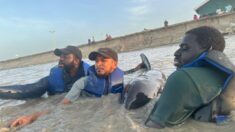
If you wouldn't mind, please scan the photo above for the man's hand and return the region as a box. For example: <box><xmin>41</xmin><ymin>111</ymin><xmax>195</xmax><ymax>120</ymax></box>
<box><xmin>9</xmin><ymin>115</ymin><xmax>34</xmax><ymax>128</ymax></box>
<box><xmin>9</xmin><ymin>111</ymin><xmax>48</xmax><ymax>128</ymax></box>
<box><xmin>61</xmin><ymin>98</ymin><xmax>72</xmax><ymax>105</ymax></box>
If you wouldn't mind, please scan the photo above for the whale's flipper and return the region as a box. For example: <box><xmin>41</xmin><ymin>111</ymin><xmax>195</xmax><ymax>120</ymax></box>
<box><xmin>140</xmin><ymin>53</ymin><xmax>151</xmax><ymax>71</ymax></box>
<box><xmin>124</xmin><ymin>53</ymin><xmax>151</xmax><ymax>75</ymax></box>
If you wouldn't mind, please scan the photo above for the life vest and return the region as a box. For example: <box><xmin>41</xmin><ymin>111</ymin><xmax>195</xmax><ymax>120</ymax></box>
<box><xmin>47</xmin><ymin>61</ymin><xmax>90</xmax><ymax>94</ymax></box>
<box><xmin>83</xmin><ymin>66</ymin><xmax>124</xmax><ymax>97</ymax></box>
<box><xmin>183</xmin><ymin>50</ymin><xmax>235</xmax><ymax>121</ymax></box>
<box><xmin>182</xmin><ymin>51</ymin><xmax>234</xmax><ymax>91</ymax></box>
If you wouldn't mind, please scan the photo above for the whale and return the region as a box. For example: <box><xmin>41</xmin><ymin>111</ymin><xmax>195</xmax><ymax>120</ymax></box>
<box><xmin>121</xmin><ymin>53</ymin><xmax>166</xmax><ymax>110</ymax></box>
<box><xmin>124</xmin><ymin>70</ymin><xmax>166</xmax><ymax>110</ymax></box>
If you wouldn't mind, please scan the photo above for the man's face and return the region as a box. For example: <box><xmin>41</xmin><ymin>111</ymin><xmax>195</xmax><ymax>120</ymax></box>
<box><xmin>58</xmin><ymin>53</ymin><xmax>79</xmax><ymax>71</ymax></box>
<box><xmin>95</xmin><ymin>55</ymin><xmax>117</xmax><ymax>76</ymax></box>
<box><xmin>174</xmin><ymin>33</ymin><xmax>206</xmax><ymax>68</ymax></box>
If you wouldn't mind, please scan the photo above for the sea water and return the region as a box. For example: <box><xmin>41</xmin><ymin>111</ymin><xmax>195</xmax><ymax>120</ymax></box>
<box><xmin>0</xmin><ymin>35</ymin><xmax>234</xmax><ymax>131</ymax></box>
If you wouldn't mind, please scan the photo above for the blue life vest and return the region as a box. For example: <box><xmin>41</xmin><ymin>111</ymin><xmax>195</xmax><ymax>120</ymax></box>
<box><xmin>84</xmin><ymin>66</ymin><xmax>124</xmax><ymax>97</ymax></box>
<box><xmin>182</xmin><ymin>52</ymin><xmax>234</xmax><ymax>90</ymax></box>
<box><xmin>47</xmin><ymin>61</ymin><xmax>90</xmax><ymax>94</ymax></box>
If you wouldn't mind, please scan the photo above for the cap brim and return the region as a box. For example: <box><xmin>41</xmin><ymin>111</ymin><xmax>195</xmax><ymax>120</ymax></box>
<box><xmin>54</xmin><ymin>48</ymin><xmax>70</xmax><ymax>56</ymax></box>
<box><xmin>89</xmin><ymin>51</ymin><xmax>109</xmax><ymax>60</ymax></box>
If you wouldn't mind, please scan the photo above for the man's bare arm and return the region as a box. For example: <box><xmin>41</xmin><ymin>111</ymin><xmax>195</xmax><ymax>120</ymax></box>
<box><xmin>9</xmin><ymin>111</ymin><xmax>48</xmax><ymax>128</ymax></box>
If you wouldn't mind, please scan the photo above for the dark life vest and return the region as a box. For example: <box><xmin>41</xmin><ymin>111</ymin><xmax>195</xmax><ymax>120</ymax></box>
<box><xmin>47</xmin><ymin>61</ymin><xmax>90</xmax><ymax>95</ymax></box>
<box><xmin>83</xmin><ymin>66</ymin><xmax>124</xmax><ymax>97</ymax></box>
<box><xmin>183</xmin><ymin>50</ymin><xmax>235</xmax><ymax>121</ymax></box>
<box><xmin>182</xmin><ymin>51</ymin><xmax>234</xmax><ymax>91</ymax></box>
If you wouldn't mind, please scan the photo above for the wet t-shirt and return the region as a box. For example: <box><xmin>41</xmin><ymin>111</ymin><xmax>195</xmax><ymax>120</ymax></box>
<box><xmin>63</xmin><ymin>62</ymin><xmax>85</xmax><ymax>92</ymax></box>
<box><xmin>149</xmin><ymin>67</ymin><xmax>227</xmax><ymax>126</ymax></box>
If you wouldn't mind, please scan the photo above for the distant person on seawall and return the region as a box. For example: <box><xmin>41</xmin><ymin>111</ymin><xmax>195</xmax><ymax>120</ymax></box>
<box><xmin>92</xmin><ymin>36</ymin><xmax>95</xmax><ymax>44</ymax></box>
<box><xmin>193</xmin><ymin>14</ymin><xmax>199</xmax><ymax>20</ymax></box>
<box><xmin>105</xmin><ymin>34</ymin><xmax>112</xmax><ymax>41</ymax></box>
<box><xmin>164</xmin><ymin>20</ymin><xmax>168</xmax><ymax>27</ymax></box>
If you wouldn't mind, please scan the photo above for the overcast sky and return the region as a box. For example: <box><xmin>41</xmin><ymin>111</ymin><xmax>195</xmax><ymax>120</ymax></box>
<box><xmin>0</xmin><ymin>0</ymin><xmax>205</xmax><ymax>61</ymax></box>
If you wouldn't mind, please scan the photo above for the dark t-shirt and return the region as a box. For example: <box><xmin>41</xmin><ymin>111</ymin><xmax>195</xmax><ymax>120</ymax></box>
<box><xmin>63</xmin><ymin>61</ymin><xmax>85</xmax><ymax>92</ymax></box>
<box><xmin>149</xmin><ymin>66</ymin><xmax>228</xmax><ymax>126</ymax></box>
<box><xmin>103</xmin><ymin>77</ymin><xmax>110</xmax><ymax>95</ymax></box>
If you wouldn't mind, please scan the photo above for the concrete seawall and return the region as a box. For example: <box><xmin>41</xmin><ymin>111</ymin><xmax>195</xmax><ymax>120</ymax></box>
<box><xmin>1</xmin><ymin>12</ymin><xmax>235</xmax><ymax>70</ymax></box>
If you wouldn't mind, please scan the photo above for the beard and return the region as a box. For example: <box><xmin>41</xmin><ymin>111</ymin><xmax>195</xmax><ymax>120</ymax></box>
<box><xmin>58</xmin><ymin>61</ymin><xmax>64</xmax><ymax>68</ymax></box>
<box><xmin>63</xmin><ymin>63</ymin><xmax>73</xmax><ymax>72</ymax></box>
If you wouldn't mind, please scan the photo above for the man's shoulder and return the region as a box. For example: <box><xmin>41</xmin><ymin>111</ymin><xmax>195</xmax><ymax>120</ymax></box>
<box><xmin>180</xmin><ymin>67</ymin><xmax>224</xmax><ymax>76</ymax></box>
<box><xmin>165</xmin><ymin>67</ymin><xmax>219</xmax><ymax>90</ymax></box>
<box><xmin>164</xmin><ymin>69</ymin><xmax>197</xmax><ymax>90</ymax></box>
<box><xmin>168</xmin><ymin>69</ymin><xmax>192</xmax><ymax>80</ymax></box>
<box><xmin>49</xmin><ymin>65</ymin><xmax>64</xmax><ymax>75</ymax></box>
<box><xmin>77</xmin><ymin>76</ymin><xmax>89</xmax><ymax>82</ymax></box>
<box><xmin>50</xmin><ymin>65</ymin><xmax>63</xmax><ymax>71</ymax></box>
<box><xmin>174</xmin><ymin>67</ymin><xmax>226</xmax><ymax>86</ymax></box>
<box><xmin>115</xmin><ymin>67</ymin><xmax>124</xmax><ymax>72</ymax></box>
<box><xmin>168</xmin><ymin>67</ymin><xmax>214</xmax><ymax>83</ymax></box>
<box><xmin>178</xmin><ymin>67</ymin><xmax>215</xmax><ymax>75</ymax></box>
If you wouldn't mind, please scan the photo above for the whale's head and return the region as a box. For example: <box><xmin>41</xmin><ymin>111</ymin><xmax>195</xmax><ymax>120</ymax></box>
<box><xmin>124</xmin><ymin>80</ymin><xmax>155</xmax><ymax>110</ymax></box>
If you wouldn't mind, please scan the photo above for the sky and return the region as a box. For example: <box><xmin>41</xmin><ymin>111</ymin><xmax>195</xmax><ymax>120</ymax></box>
<box><xmin>0</xmin><ymin>0</ymin><xmax>205</xmax><ymax>61</ymax></box>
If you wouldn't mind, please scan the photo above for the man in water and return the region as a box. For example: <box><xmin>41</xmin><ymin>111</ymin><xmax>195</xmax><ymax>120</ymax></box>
<box><xmin>0</xmin><ymin>45</ymin><xmax>90</xmax><ymax>99</ymax></box>
<box><xmin>8</xmin><ymin>48</ymin><xmax>150</xmax><ymax>128</ymax></box>
<box><xmin>62</xmin><ymin>47</ymin><xmax>124</xmax><ymax>104</ymax></box>
<box><xmin>146</xmin><ymin>26</ymin><xmax>235</xmax><ymax>128</ymax></box>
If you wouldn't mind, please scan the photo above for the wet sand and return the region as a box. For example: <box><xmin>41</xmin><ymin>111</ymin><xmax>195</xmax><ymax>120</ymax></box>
<box><xmin>0</xmin><ymin>94</ymin><xmax>235</xmax><ymax>132</ymax></box>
